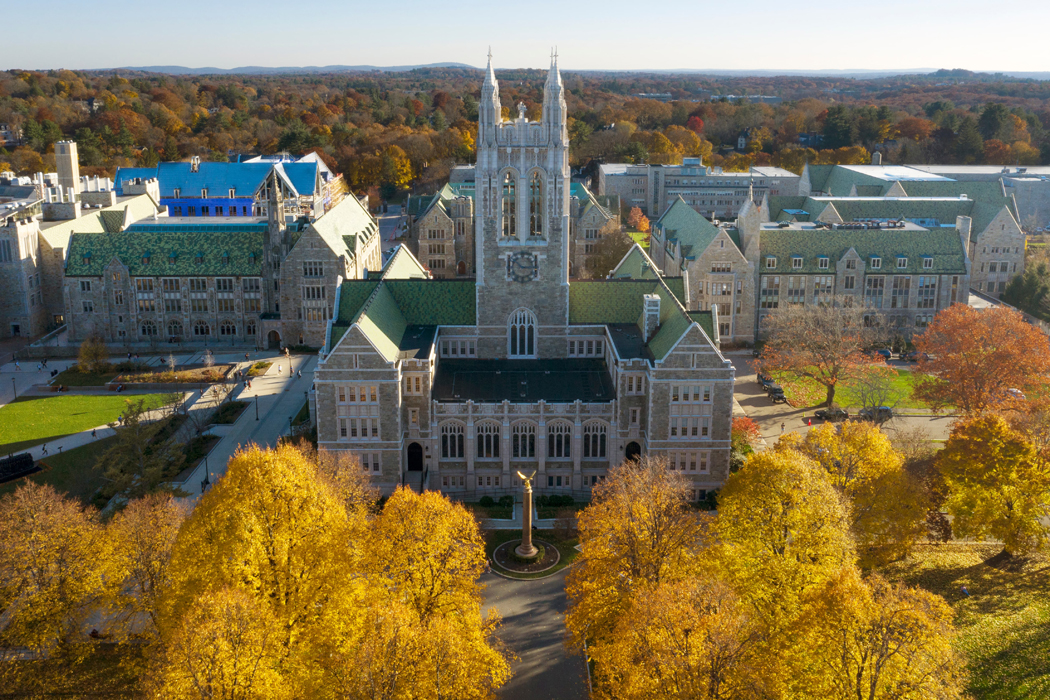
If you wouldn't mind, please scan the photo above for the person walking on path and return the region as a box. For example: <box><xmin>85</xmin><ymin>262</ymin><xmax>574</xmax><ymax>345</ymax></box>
<box><xmin>245</xmin><ymin>352</ymin><xmax>249</xmax><ymax>362</ymax></box>
<box><xmin>14</xmin><ymin>360</ymin><xmax>19</xmax><ymax>371</ymax></box>
<box><xmin>91</xmin><ymin>428</ymin><xmax>97</xmax><ymax>439</ymax></box>
<box><xmin>36</xmin><ymin>363</ymin><xmax>41</xmax><ymax>373</ymax></box>
<box><xmin>297</xmin><ymin>369</ymin><xmax>302</xmax><ymax>379</ymax></box>
<box><xmin>781</xmin><ymin>422</ymin><xmax>785</xmax><ymax>434</ymax></box>
<box><xmin>41</xmin><ymin>444</ymin><xmax>48</xmax><ymax>457</ymax></box>
<box><xmin>278</xmin><ymin>364</ymin><xmax>282</xmax><ymax>375</ymax></box>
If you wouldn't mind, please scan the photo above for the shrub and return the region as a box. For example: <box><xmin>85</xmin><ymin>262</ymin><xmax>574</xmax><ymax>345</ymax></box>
<box><xmin>479</xmin><ymin>495</ymin><xmax>495</xmax><ymax>507</ymax></box>
<box><xmin>536</xmin><ymin>495</ymin><xmax>548</xmax><ymax>507</ymax></box>
<box><xmin>498</xmin><ymin>495</ymin><xmax>514</xmax><ymax>508</ymax></box>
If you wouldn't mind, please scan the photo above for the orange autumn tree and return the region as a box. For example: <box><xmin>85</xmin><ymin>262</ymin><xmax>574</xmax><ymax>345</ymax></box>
<box><xmin>913</xmin><ymin>304</ymin><xmax>1050</xmax><ymax>414</ymax></box>
<box><xmin>760</xmin><ymin>301</ymin><xmax>885</xmax><ymax>408</ymax></box>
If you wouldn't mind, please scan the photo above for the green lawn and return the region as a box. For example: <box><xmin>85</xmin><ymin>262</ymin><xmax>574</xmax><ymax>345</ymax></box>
<box><xmin>466</xmin><ymin>502</ymin><xmax>513</xmax><ymax>520</ymax></box>
<box><xmin>484</xmin><ymin>529</ymin><xmax>579</xmax><ymax>580</ymax></box>
<box><xmin>881</xmin><ymin>544</ymin><xmax>1050</xmax><ymax>699</ymax></box>
<box><xmin>0</xmin><ymin>436</ymin><xmax>116</xmax><ymax>504</ymax></box>
<box><xmin>773</xmin><ymin>367</ymin><xmax>933</xmax><ymax>410</ymax></box>
<box><xmin>0</xmin><ymin>393</ymin><xmax>176</xmax><ymax>452</ymax></box>
<box><xmin>627</xmin><ymin>229</ymin><xmax>650</xmax><ymax>250</ymax></box>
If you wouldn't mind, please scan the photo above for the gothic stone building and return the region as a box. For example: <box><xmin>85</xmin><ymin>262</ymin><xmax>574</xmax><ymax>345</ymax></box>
<box><xmin>313</xmin><ymin>54</ymin><xmax>734</xmax><ymax>500</ymax></box>
<box><xmin>63</xmin><ymin>185</ymin><xmax>379</xmax><ymax>348</ymax></box>
<box><xmin>405</xmin><ymin>174</ymin><xmax>619</xmax><ymax>278</ymax></box>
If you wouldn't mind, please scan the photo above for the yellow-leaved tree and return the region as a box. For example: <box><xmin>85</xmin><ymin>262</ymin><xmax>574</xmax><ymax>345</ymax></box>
<box><xmin>799</xmin><ymin>421</ymin><xmax>927</xmax><ymax>566</ymax></box>
<box><xmin>105</xmin><ymin>492</ymin><xmax>189</xmax><ymax>640</ymax></box>
<box><xmin>715</xmin><ymin>448</ymin><xmax>855</xmax><ymax>629</ymax></box>
<box><xmin>0</xmin><ymin>483</ymin><xmax>109</xmax><ymax>661</ymax></box>
<box><xmin>793</xmin><ymin>569</ymin><xmax>965</xmax><ymax>699</ymax></box>
<box><xmin>147</xmin><ymin>587</ymin><xmax>288</xmax><ymax>700</ymax></box>
<box><xmin>566</xmin><ymin>457</ymin><xmax>707</xmax><ymax>655</ymax></box>
<box><xmin>589</xmin><ymin>574</ymin><xmax>764</xmax><ymax>700</ymax></box>
<box><xmin>937</xmin><ymin>414</ymin><xmax>1050</xmax><ymax>557</ymax></box>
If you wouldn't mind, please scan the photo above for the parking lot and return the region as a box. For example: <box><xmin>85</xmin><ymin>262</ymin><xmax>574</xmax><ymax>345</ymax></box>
<box><xmin>728</xmin><ymin>353</ymin><xmax>956</xmax><ymax>444</ymax></box>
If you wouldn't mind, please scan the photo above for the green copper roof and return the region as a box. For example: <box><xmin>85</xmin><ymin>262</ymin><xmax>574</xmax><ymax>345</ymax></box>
<box><xmin>66</xmin><ymin>229</ymin><xmax>265</xmax><ymax>276</ymax></box>
<box><xmin>385</xmin><ymin>280</ymin><xmax>475</xmax><ymax>325</ymax></box>
<box><xmin>336</xmin><ymin>280</ymin><xmax>382</xmax><ymax>325</ymax></box>
<box><xmin>688</xmin><ymin>311</ymin><xmax>715</xmax><ymax>339</ymax></box>
<box><xmin>381</xmin><ymin>244</ymin><xmax>430</xmax><ymax>280</ymax></box>
<box><xmin>758</xmin><ymin>228</ymin><xmax>967</xmax><ymax>275</ymax></box>
<box><xmin>357</xmin><ymin>284</ymin><xmax>408</xmax><ymax>361</ymax></box>
<box><xmin>653</xmin><ymin>197</ymin><xmax>722</xmax><ymax>260</ymax></box>
<box><xmin>569</xmin><ymin>280</ymin><xmax>667</xmax><ymax>324</ymax></box>
<box><xmin>611</xmin><ymin>245</ymin><xmax>662</xmax><ymax>280</ymax></box>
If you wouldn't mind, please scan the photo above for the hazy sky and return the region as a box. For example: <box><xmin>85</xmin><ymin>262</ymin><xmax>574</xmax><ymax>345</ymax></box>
<box><xmin>4</xmin><ymin>0</ymin><xmax>1049</xmax><ymax>73</ymax></box>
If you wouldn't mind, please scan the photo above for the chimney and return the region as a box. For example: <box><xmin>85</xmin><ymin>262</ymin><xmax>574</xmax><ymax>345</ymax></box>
<box><xmin>641</xmin><ymin>294</ymin><xmax>661</xmax><ymax>342</ymax></box>
<box><xmin>871</xmin><ymin>151</ymin><xmax>882</xmax><ymax>166</ymax></box>
<box><xmin>956</xmin><ymin>216</ymin><xmax>972</xmax><ymax>258</ymax></box>
<box><xmin>55</xmin><ymin>140</ymin><xmax>81</xmax><ymax>194</ymax></box>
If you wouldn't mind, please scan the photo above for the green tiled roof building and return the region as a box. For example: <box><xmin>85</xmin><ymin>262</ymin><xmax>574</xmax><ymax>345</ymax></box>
<box><xmin>314</xmin><ymin>53</ymin><xmax>734</xmax><ymax>501</ymax></box>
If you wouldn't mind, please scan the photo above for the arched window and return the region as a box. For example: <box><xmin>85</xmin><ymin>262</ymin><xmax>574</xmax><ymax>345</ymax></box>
<box><xmin>194</xmin><ymin>321</ymin><xmax>210</xmax><ymax>336</ymax></box>
<box><xmin>167</xmin><ymin>320</ymin><xmax>182</xmax><ymax>337</ymax></box>
<box><xmin>509</xmin><ymin>308</ymin><xmax>535</xmax><ymax>358</ymax></box>
<box><xmin>245</xmin><ymin>321</ymin><xmax>256</xmax><ymax>337</ymax></box>
<box><xmin>476</xmin><ymin>422</ymin><xmax>500</xmax><ymax>459</ymax></box>
<box><xmin>501</xmin><ymin>172</ymin><xmax>516</xmax><ymax>237</ymax></box>
<box><xmin>528</xmin><ymin>171</ymin><xmax>543</xmax><ymax>237</ymax></box>
<box><xmin>583</xmin><ymin>422</ymin><xmax>608</xmax><ymax>458</ymax></box>
<box><xmin>219</xmin><ymin>320</ymin><xmax>236</xmax><ymax>336</ymax></box>
<box><xmin>441</xmin><ymin>423</ymin><xmax>465</xmax><ymax>459</ymax></box>
<box><xmin>512</xmin><ymin>422</ymin><xmax>536</xmax><ymax>458</ymax></box>
<box><xmin>548</xmin><ymin>422</ymin><xmax>572</xmax><ymax>459</ymax></box>
<box><xmin>140</xmin><ymin>320</ymin><xmax>157</xmax><ymax>337</ymax></box>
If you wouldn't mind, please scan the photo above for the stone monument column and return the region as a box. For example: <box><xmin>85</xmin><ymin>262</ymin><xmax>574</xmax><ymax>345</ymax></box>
<box><xmin>515</xmin><ymin>470</ymin><xmax>538</xmax><ymax>558</ymax></box>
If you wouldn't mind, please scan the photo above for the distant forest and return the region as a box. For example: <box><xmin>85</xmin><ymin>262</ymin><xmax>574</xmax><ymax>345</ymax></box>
<box><xmin>3</xmin><ymin>67</ymin><xmax>1050</xmax><ymax>200</ymax></box>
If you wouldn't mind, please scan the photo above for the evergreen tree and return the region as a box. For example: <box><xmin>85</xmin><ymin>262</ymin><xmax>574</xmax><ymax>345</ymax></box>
<box><xmin>955</xmin><ymin>117</ymin><xmax>984</xmax><ymax>164</ymax></box>
<box><xmin>822</xmin><ymin>105</ymin><xmax>856</xmax><ymax>149</ymax></box>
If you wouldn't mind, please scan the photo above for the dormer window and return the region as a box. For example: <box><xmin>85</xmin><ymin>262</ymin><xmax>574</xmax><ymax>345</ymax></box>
<box><xmin>200</xmin><ymin>188</ymin><xmax>208</xmax><ymax>199</ymax></box>
<box><xmin>168</xmin><ymin>253</ymin><xmax>176</xmax><ymax>265</ymax></box>
<box><xmin>765</xmin><ymin>256</ymin><xmax>777</xmax><ymax>269</ymax></box>
<box><xmin>791</xmin><ymin>256</ymin><xmax>803</xmax><ymax>269</ymax></box>
<box><xmin>142</xmin><ymin>253</ymin><xmax>151</xmax><ymax>265</ymax></box>
<box><xmin>82</xmin><ymin>252</ymin><xmax>91</xmax><ymax>265</ymax></box>
<box><xmin>897</xmin><ymin>257</ymin><xmax>908</xmax><ymax>269</ymax></box>
<box><xmin>923</xmin><ymin>257</ymin><xmax>933</xmax><ymax>269</ymax></box>
<box><xmin>221</xmin><ymin>253</ymin><xmax>229</xmax><ymax>266</ymax></box>
<box><xmin>248</xmin><ymin>252</ymin><xmax>257</xmax><ymax>265</ymax></box>
<box><xmin>818</xmin><ymin>256</ymin><xmax>829</xmax><ymax>269</ymax></box>
<box><xmin>228</xmin><ymin>188</ymin><xmax>236</xmax><ymax>198</ymax></box>
<box><xmin>195</xmin><ymin>253</ymin><xmax>204</xmax><ymax>265</ymax></box>
<box><xmin>173</xmin><ymin>188</ymin><xmax>181</xmax><ymax>198</ymax></box>
<box><xmin>870</xmin><ymin>257</ymin><xmax>882</xmax><ymax>269</ymax></box>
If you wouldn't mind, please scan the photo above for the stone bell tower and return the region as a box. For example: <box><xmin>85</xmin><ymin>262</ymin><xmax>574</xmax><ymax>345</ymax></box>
<box><xmin>474</xmin><ymin>51</ymin><xmax>571</xmax><ymax>359</ymax></box>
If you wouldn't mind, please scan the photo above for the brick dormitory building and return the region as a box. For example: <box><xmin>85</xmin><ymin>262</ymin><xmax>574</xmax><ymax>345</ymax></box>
<box><xmin>311</xmin><ymin>54</ymin><xmax>735</xmax><ymax>500</ymax></box>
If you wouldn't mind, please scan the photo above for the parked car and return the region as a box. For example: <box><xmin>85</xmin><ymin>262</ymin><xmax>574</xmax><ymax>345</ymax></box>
<box><xmin>757</xmin><ymin>373</ymin><xmax>775</xmax><ymax>388</ymax></box>
<box><xmin>814</xmin><ymin>407</ymin><xmax>849</xmax><ymax>422</ymax></box>
<box><xmin>858</xmin><ymin>406</ymin><xmax>894</xmax><ymax>424</ymax></box>
<box><xmin>902</xmin><ymin>350</ymin><xmax>929</xmax><ymax>362</ymax></box>
<box><xmin>1006</xmin><ymin>388</ymin><xmax>1027</xmax><ymax>400</ymax></box>
<box><xmin>869</xmin><ymin>348</ymin><xmax>893</xmax><ymax>361</ymax></box>
<box><xmin>769</xmin><ymin>388</ymin><xmax>787</xmax><ymax>403</ymax></box>
<box><xmin>764</xmin><ymin>382</ymin><xmax>783</xmax><ymax>395</ymax></box>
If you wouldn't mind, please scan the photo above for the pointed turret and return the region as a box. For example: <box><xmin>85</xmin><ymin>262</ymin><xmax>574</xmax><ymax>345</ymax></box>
<box><xmin>480</xmin><ymin>48</ymin><xmax>501</xmax><ymax>128</ymax></box>
<box><xmin>542</xmin><ymin>49</ymin><xmax>567</xmax><ymax>140</ymax></box>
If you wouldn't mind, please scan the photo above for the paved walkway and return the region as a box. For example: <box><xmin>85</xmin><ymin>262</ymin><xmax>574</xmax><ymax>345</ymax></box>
<box><xmin>482</xmin><ymin>568</ymin><xmax>588</xmax><ymax>700</ymax></box>
<box><xmin>180</xmin><ymin>354</ymin><xmax>316</xmax><ymax>499</ymax></box>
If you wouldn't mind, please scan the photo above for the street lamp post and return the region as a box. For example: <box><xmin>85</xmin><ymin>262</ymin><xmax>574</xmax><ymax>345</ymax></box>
<box><xmin>11</xmin><ymin>377</ymin><xmax>15</xmax><ymax>401</ymax></box>
<box><xmin>255</xmin><ymin>395</ymin><xmax>259</xmax><ymax>421</ymax></box>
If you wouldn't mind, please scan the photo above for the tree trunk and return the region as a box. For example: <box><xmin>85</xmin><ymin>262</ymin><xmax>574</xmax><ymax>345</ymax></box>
<box><xmin>826</xmin><ymin>383</ymin><xmax>836</xmax><ymax>408</ymax></box>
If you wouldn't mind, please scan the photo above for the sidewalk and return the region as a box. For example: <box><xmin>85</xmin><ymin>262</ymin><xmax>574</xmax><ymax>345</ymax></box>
<box><xmin>179</xmin><ymin>354</ymin><xmax>316</xmax><ymax>500</ymax></box>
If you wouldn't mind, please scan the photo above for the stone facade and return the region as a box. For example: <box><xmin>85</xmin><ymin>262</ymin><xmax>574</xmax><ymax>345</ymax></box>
<box><xmin>968</xmin><ymin>206</ymin><xmax>1025</xmax><ymax>297</ymax></box>
<box><xmin>0</xmin><ymin>218</ymin><xmax>49</xmax><ymax>338</ymax></box>
<box><xmin>313</xmin><ymin>54</ymin><xmax>735</xmax><ymax>502</ymax></box>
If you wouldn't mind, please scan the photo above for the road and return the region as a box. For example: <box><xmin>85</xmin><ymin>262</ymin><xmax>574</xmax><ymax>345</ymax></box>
<box><xmin>728</xmin><ymin>352</ymin><xmax>955</xmax><ymax>443</ymax></box>
<box><xmin>482</xmin><ymin>569</ymin><xmax>589</xmax><ymax>700</ymax></box>
<box><xmin>377</xmin><ymin>204</ymin><xmax>404</xmax><ymax>259</ymax></box>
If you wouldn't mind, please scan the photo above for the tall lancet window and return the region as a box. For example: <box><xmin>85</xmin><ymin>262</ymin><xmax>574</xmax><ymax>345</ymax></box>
<box><xmin>529</xmin><ymin>171</ymin><xmax>543</xmax><ymax>237</ymax></box>
<box><xmin>501</xmin><ymin>173</ymin><xmax>516</xmax><ymax>237</ymax></box>
<box><xmin>509</xmin><ymin>308</ymin><xmax>536</xmax><ymax>357</ymax></box>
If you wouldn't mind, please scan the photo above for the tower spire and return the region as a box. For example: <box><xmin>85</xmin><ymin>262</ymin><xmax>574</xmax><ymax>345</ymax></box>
<box><xmin>480</xmin><ymin>48</ymin><xmax>501</xmax><ymax>127</ymax></box>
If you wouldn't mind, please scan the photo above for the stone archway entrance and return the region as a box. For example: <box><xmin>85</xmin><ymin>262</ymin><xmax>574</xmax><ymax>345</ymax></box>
<box><xmin>267</xmin><ymin>330</ymin><xmax>281</xmax><ymax>350</ymax></box>
<box><xmin>457</xmin><ymin>261</ymin><xmax>467</xmax><ymax>276</ymax></box>
<box><xmin>407</xmin><ymin>442</ymin><xmax>424</xmax><ymax>472</ymax></box>
<box><xmin>625</xmin><ymin>441</ymin><xmax>641</xmax><ymax>461</ymax></box>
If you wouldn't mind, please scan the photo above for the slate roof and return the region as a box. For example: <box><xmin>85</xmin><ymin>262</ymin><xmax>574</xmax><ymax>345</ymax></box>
<box><xmin>688</xmin><ymin>311</ymin><xmax>715</xmax><ymax>340</ymax></box>
<box><xmin>381</xmin><ymin>244</ymin><xmax>430</xmax><ymax>279</ymax></box>
<box><xmin>758</xmin><ymin>227</ymin><xmax>967</xmax><ymax>275</ymax></box>
<box><xmin>767</xmin><ymin>195</ymin><xmax>1016</xmax><ymax>234</ymax></box>
<box><xmin>611</xmin><ymin>246</ymin><xmax>662</xmax><ymax>280</ymax></box>
<box><xmin>433</xmin><ymin>359</ymin><xmax>615</xmax><ymax>403</ymax></box>
<box><xmin>66</xmin><ymin>224</ymin><xmax>266</xmax><ymax>276</ymax></box>
<box><xmin>308</xmin><ymin>192</ymin><xmax>378</xmax><ymax>261</ymax></box>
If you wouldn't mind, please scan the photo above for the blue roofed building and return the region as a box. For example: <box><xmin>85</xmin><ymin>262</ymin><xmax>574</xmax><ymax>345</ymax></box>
<box><xmin>114</xmin><ymin>153</ymin><xmax>347</xmax><ymax>223</ymax></box>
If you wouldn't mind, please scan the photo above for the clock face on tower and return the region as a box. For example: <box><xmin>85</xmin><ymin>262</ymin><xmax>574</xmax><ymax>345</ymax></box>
<box><xmin>509</xmin><ymin>251</ymin><xmax>539</xmax><ymax>282</ymax></box>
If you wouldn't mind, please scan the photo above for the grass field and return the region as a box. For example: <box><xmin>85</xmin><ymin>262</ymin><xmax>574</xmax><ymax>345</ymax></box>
<box><xmin>51</xmin><ymin>368</ymin><xmax>119</xmax><ymax>386</ymax></box>
<box><xmin>0</xmin><ymin>393</ymin><xmax>176</xmax><ymax>452</ymax></box>
<box><xmin>0</xmin><ymin>436</ymin><xmax>116</xmax><ymax>503</ymax></box>
<box><xmin>774</xmin><ymin>367</ymin><xmax>933</xmax><ymax>410</ymax></box>
<box><xmin>882</xmin><ymin>544</ymin><xmax>1050</xmax><ymax>699</ymax></box>
<box><xmin>627</xmin><ymin>230</ymin><xmax>650</xmax><ymax>250</ymax></box>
